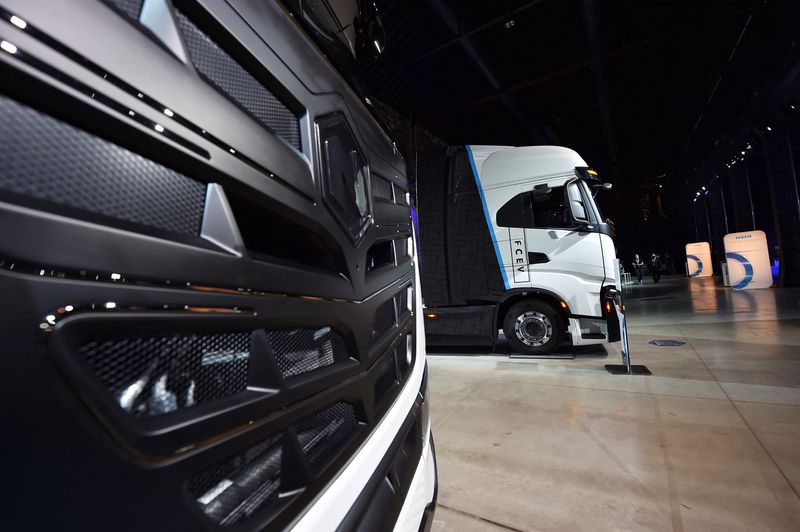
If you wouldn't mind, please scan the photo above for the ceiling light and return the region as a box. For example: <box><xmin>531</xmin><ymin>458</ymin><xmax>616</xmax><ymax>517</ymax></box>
<box><xmin>766</xmin><ymin>126</ymin><xmax>772</xmax><ymax>131</ymax></box>
<box><xmin>10</xmin><ymin>15</ymin><xmax>27</xmax><ymax>29</ymax></box>
<box><xmin>1</xmin><ymin>40</ymin><xmax>17</xmax><ymax>54</ymax></box>
<box><xmin>504</xmin><ymin>19</ymin><xmax>516</xmax><ymax>30</ymax></box>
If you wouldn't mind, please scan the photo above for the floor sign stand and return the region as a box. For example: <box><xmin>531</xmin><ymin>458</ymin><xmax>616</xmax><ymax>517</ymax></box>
<box><xmin>605</xmin><ymin>300</ymin><xmax>651</xmax><ymax>375</ymax></box>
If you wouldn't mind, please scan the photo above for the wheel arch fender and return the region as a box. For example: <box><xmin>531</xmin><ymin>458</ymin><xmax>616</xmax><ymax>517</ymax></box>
<box><xmin>494</xmin><ymin>289</ymin><xmax>571</xmax><ymax>335</ymax></box>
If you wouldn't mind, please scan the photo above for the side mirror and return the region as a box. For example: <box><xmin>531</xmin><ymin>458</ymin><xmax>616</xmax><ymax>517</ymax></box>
<box><xmin>569</xmin><ymin>200</ymin><xmax>589</xmax><ymax>225</ymax></box>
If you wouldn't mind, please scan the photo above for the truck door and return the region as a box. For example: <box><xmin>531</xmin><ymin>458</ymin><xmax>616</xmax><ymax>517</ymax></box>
<box><xmin>496</xmin><ymin>181</ymin><xmax>605</xmax><ymax>303</ymax></box>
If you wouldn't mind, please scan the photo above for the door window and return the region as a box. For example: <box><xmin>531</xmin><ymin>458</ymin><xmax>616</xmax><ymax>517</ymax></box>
<box><xmin>497</xmin><ymin>186</ymin><xmax>572</xmax><ymax>229</ymax></box>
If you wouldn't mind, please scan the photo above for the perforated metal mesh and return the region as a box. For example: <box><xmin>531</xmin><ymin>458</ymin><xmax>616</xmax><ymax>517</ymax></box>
<box><xmin>0</xmin><ymin>95</ymin><xmax>206</xmax><ymax>235</ymax></box>
<box><xmin>371</xmin><ymin>298</ymin><xmax>396</xmax><ymax>339</ymax></box>
<box><xmin>190</xmin><ymin>435</ymin><xmax>282</xmax><ymax>527</ymax></box>
<box><xmin>103</xmin><ymin>0</ymin><xmax>143</xmax><ymax>20</ymax></box>
<box><xmin>371</xmin><ymin>175</ymin><xmax>393</xmax><ymax>201</ymax></box>
<box><xmin>78</xmin><ymin>332</ymin><xmax>251</xmax><ymax>417</ymax></box>
<box><xmin>294</xmin><ymin>402</ymin><xmax>358</xmax><ymax>476</ymax></box>
<box><xmin>174</xmin><ymin>10</ymin><xmax>301</xmax><ymax>150</ymax></box>
<box><xmin>266</xmin><ymin>327</ymin><xmax>349</xmax><ymax>379</ymax></box>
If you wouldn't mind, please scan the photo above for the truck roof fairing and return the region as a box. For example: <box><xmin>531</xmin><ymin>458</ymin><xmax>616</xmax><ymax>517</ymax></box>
<box><xmin>467</xmin><ymin>145</ymin><xmax>589</xmax><ymax>188</ymax></box>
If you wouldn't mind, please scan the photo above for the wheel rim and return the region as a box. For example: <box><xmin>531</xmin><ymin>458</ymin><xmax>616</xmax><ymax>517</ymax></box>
<box><xmin>514</xmin><ymin>311</ymin><xmax>553</xmax><ymax>347</ymax></box>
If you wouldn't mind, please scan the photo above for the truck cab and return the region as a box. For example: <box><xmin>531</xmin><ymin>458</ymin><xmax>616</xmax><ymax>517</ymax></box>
<box><xmin>418</xmin><ymin>145</ymin><xmax>622</xmax><ymax>355</ymax></box>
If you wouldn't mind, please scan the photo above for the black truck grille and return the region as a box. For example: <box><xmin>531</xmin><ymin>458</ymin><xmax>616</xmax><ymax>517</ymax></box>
<box><xmin>78</xmin><ymin>332</ymin><xmax>251</xmax><ymax>417</ymax></box>
<box><xmin>190</xmin><ymin>434</ymin><xmax>283</xmax><ymax>527</ymax></box>
<box><xmin>295</xmin><ymin>402</ymin><xmax>359</xmax><ymax>476</ymax></box>
<box><xmin>174</xmin><ymin>10</ymin><xmax>301</xmax><ymax>150</ymax></box>
<box><xmin>0</xmin><ymin>95</ymin><xmax>206</xmax><ymax>235</ymax></box>
<box><xmin>371</xmin><ymin>298</ymin><xmax>396</xmax><ymax>340</ymax></box>
<box><xmin>0</xmin><ymin>0</ymin><xmax>416</xmax><ymax>528</ymax></box>
<box><xmin>190</xmin><ymin>401</ymin><xmax>360</xmax><ymax>526</ymax></box>
<box><xmin>103</xmin><ymin>0</ymin><xmax>143</xmax><ymax>20</ymax></box>
<box><xmin>268</xmin><ymin>327</ymin><xmax>350</xmax><ymax>379</ymax></box>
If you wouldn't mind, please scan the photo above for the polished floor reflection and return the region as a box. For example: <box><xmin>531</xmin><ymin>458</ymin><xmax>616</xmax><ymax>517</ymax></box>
<box><xmin>428</xmin><ymin>277</ymin><xmax>800</xmax><ymax>532</ymax></box>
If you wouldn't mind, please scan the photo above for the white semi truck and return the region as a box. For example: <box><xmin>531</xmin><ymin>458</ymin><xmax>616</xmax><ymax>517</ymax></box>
<box><xmin>418</xmin><ymin>145</ymin><xmax>623</xmax><ymax>355</ymax></box>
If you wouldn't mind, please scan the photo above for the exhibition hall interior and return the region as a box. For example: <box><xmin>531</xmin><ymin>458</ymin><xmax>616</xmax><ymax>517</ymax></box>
<box><xmin>1</xmin><ymin>0</ymin><xmax>799</xmax><ymax>531</ymax></box>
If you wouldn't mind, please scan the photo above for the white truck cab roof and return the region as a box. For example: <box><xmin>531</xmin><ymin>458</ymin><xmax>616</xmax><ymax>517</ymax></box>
<box><xmin>468</xmin><ymin>145</ymin><xmax>589</xmax><ymax>189</ymax></box>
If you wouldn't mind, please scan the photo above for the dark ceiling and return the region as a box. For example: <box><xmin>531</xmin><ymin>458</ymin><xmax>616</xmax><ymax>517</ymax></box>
<box><xmin>361</xmin><ymin>0</ymin><xmax>800</xmax><ymax>186</ymax></box>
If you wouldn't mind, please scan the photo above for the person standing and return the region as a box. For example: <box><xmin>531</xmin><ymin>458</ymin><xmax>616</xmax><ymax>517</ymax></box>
<box><xmin>632</xmin><ymin>253</ymin><xmax>644</xmax><ymax>284</ymax></box>
<box><xmin>649</xmin><ymin>253</ymin><xmax>661</xmax><ymax>284</ymax></box>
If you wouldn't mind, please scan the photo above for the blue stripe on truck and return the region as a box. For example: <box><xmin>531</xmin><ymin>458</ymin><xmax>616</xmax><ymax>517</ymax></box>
<box><xmin>465</xmin><ymin>145</ymin><xmax>510</xmax><ymax>289</ymax></box>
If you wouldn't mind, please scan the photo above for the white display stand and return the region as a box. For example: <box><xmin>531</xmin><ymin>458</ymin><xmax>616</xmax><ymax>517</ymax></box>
<box><xmin>723</xmin><ymin>230</ymin><xmax>772</xmax><ymax>289</ymax></box>
<box><xmin>685</xmin><ymin>242</ymin><xmax>713</xmax><ymax>278</ymax></box>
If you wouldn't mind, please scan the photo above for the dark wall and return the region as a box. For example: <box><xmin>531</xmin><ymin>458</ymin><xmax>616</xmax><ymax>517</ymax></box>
<box><xmin>687</xmin><ymin>127</ymin><xmax>800</xmax><ymax>286</ymax></box>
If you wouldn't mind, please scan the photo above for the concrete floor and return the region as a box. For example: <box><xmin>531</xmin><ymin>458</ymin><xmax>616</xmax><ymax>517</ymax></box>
<box><xmin>427</xmin><ymin>277</ymin><xmax>800</xmax><ymax>532</ymax></box>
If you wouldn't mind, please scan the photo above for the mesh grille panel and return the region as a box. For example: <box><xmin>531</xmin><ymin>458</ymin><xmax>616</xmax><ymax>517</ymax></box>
<box><xmin>78</xmin><ymin>332</ymin><xmax>251</xmax><ymax>417</ymax></box>
<box><xmin>104</xmin><ymin>0</ymin><xmax>143</xmax><ymax>20</ymax></box>
<box><xmin>371</xmin><ymin>175</ymin><xmax>393</xmax><ymax>201</ymax></box>
<box><xmin>267</xmin><ymin>327</ymin><xmax>349</xmax><ymax>379</ymax></box>
<box><xmin>294</xmin><ymin>402</ymin><xmax>358</xmax><ymax>476</ymax></box>
<box><xmin>371</xmin><ymin>298</ymin><xmax>396</xmax><ymax>339</ymax></box>
<box><xmin>0</xmin><ymin>95</ymin><xmax>206</xmax><ymax>235</ymax></box>
<box><xmin>174</xmin><ymin>10</ymin><xmax>301</xmax><ymax>150</ymax></box>
<box><xmin>190</xmin><ymin>435</ymin><xmax>282</xmax><ymax>527</ymax></box>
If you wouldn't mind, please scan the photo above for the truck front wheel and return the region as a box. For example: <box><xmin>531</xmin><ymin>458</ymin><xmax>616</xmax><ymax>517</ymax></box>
<box><xmin>503</xmin><ymin>300</ymin><xmax>564</xmax><ymax>355</ymax></box>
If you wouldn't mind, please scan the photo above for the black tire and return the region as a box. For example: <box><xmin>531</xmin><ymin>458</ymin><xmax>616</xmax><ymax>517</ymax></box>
<box><xmin>503</xmin><ymin>300</ymin><xmax>564</xmax><ymax>355</ymax></box>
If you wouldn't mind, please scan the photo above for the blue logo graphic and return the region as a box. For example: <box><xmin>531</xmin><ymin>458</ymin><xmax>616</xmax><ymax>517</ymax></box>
<box><xmin>687</xmin><ymin>254</ymin><xmax>703</xmax><ymax>277</ymax></box>
<box><xmin>725</xmin><ymin>252</ymin><xmax>753</xmax><ymax>289</ymax></box>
